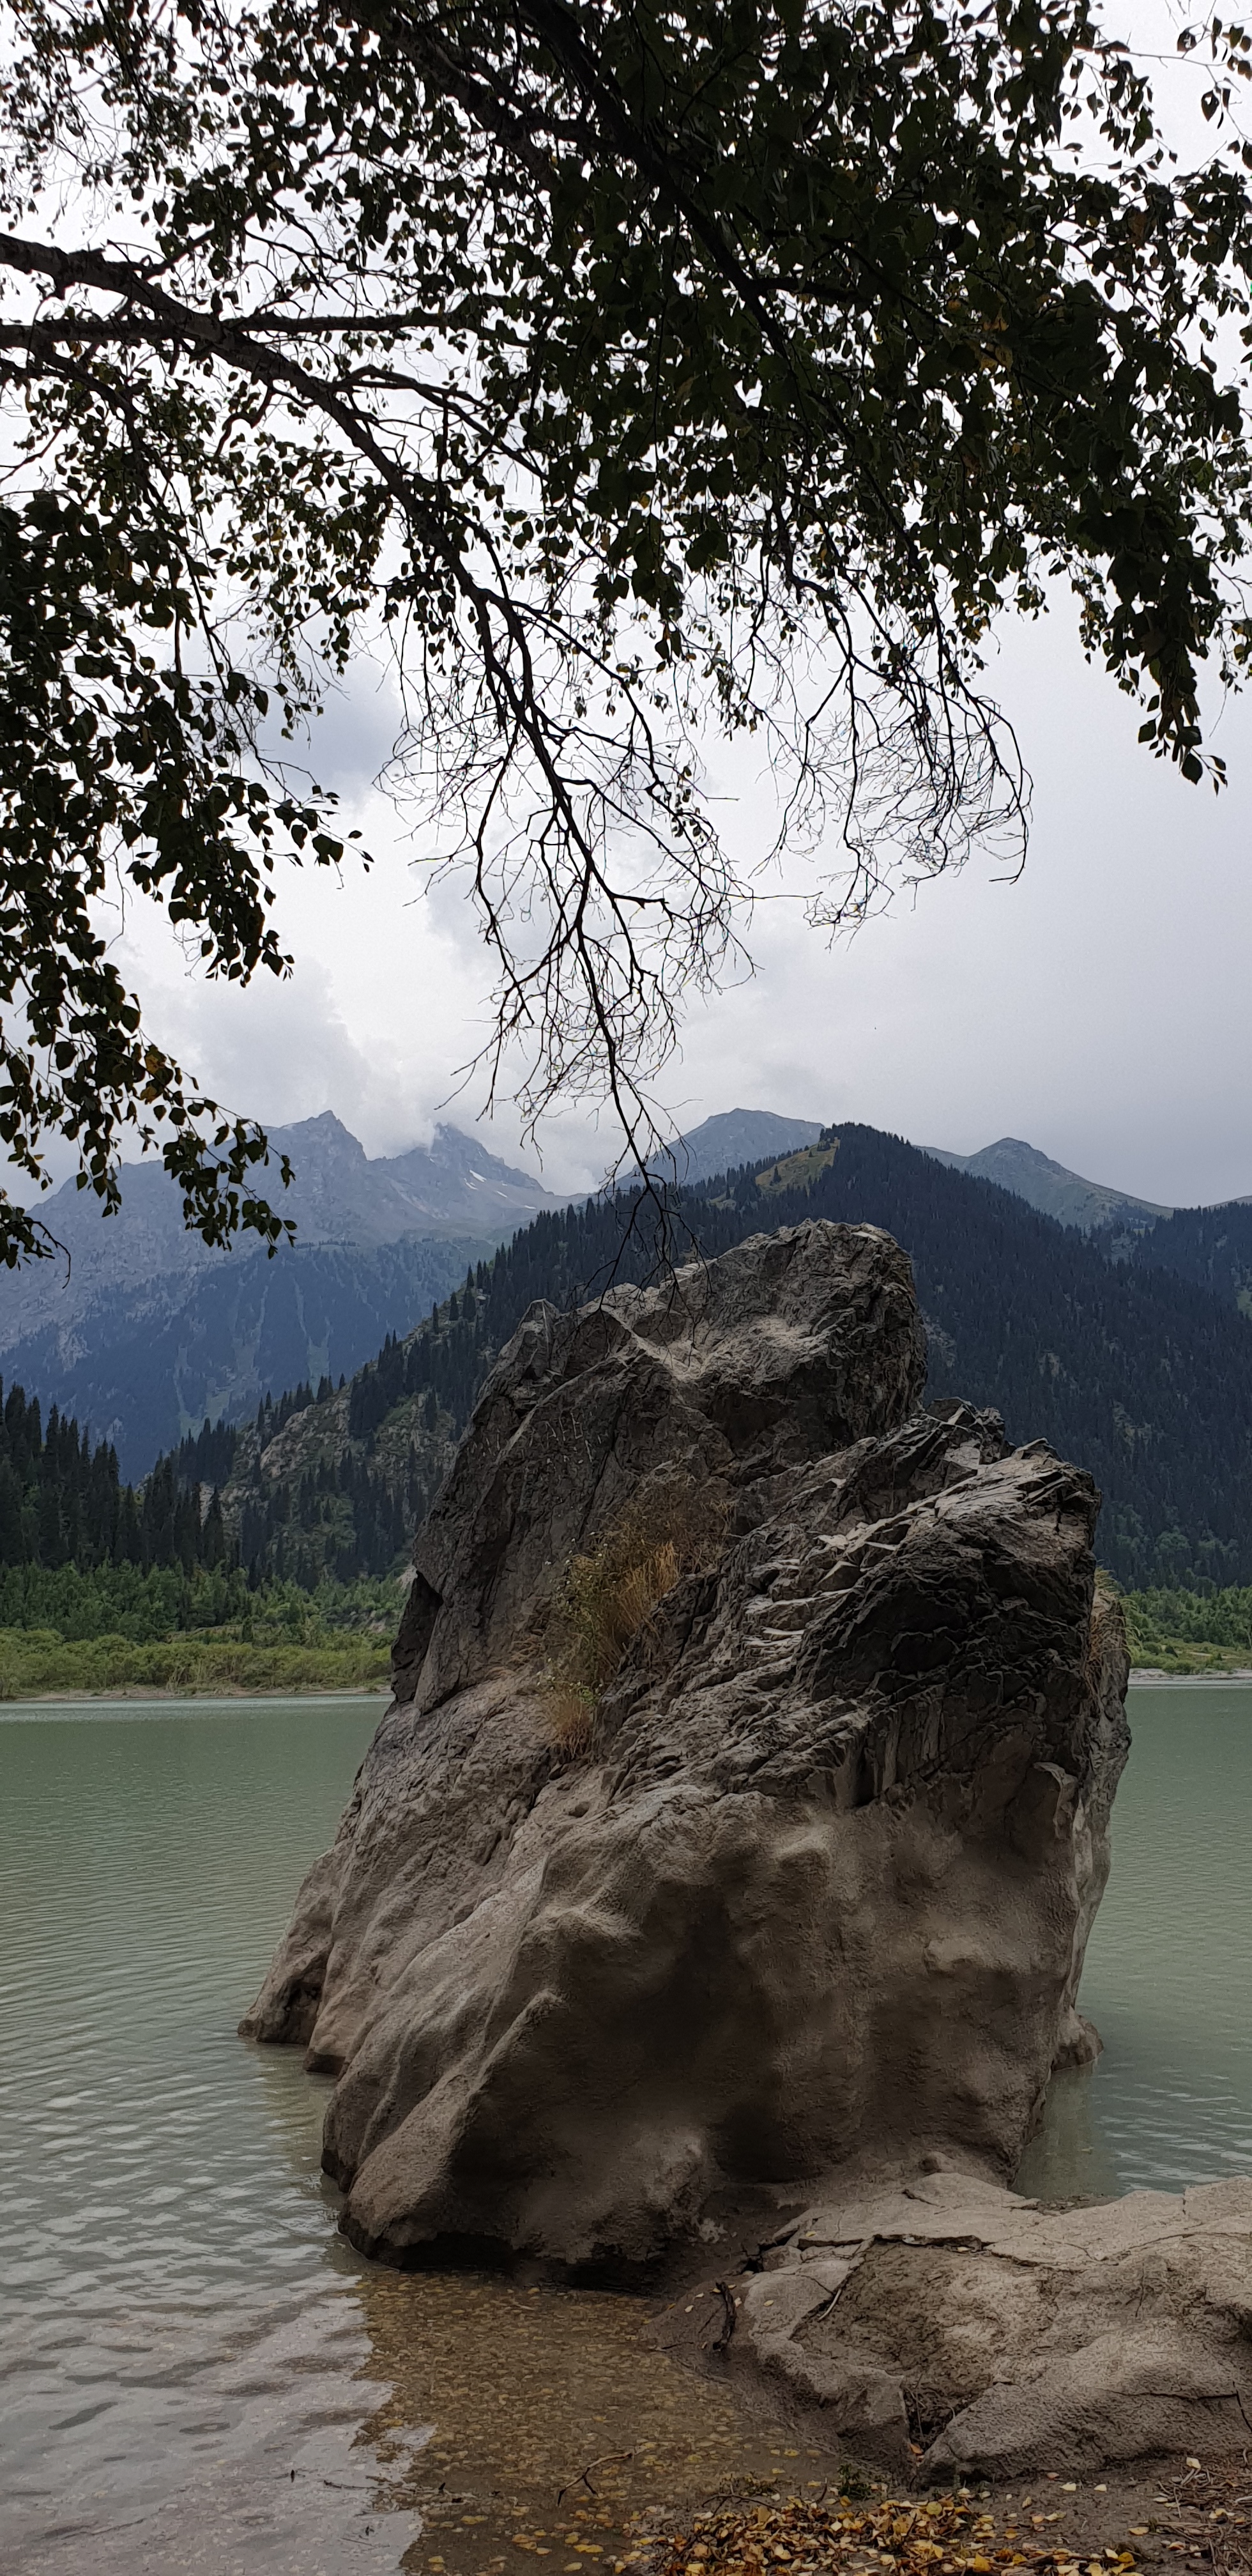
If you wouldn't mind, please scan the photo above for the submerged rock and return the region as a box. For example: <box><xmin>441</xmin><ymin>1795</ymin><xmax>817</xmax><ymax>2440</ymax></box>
<box><xmin>244</xmin><ymin>1219</ymin><xmax>1129</xmax><ymax>2279</ymax></box>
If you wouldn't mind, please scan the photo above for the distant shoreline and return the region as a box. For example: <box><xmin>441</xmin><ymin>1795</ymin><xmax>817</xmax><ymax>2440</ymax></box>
<box><xmin>1130</xmin><ymin>1667</ymin><xmax>1252</xmax><ymax>1685</ymax></box>
<box><xmin>0</xmin><ymin>1629</ymin><xmax>393</xmax><ymax>1698</ymax></box>
<box><xmin>7</xmin><ymin>1672</ymin><xmax>1246</xmax><ymax>1702</ymax></box>
<box><xmin>4</xmin><ymin>1662</ymin><xmax>1246</xmax><ymax>1702</ymax></box>
<box><xmin>0</xmin><ymin>1682</ymin><xmax>390</xmax><ymax>1706</ymax></box>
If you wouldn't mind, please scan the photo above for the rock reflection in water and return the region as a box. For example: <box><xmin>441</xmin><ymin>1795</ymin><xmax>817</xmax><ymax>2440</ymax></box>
<box><xmin>356</xmin><ymin>2266</ymin><xmax>830</xmax><ymax>2576</ymax></box>
<box><xmin>1014</xmin><ymin>2061</ymin><xmax>1122</xmax><ymax>2204</ymax></box>
<box><xmin>1018</xmin><ymin>1680</ymin><xmax>1252</xmax><ymax>2203</ymax></box>
<box><xmin>0</xmin><ymin>1698</ymin><xmax>819</xmax><ymax>2576</ymax></box>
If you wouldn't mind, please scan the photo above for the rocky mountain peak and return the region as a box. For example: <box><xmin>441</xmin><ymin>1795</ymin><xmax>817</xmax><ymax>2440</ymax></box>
<box><xmin>924</xmin><ymin>1133</ymin><xmax>1172</xmax><ymax>1231</ymax></box>
<box><xmin>279</xmin><ymin>1109</ymin><xmax>369</xmax><ymax>1162</ymax></box>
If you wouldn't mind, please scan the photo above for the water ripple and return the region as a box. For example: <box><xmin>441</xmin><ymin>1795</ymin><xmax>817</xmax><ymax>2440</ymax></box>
<box><xmin>8</xmin><ymin>1683</ymin><xmax>1249</xmax><ymax>2570</ymax></box>
<box><xmin>1019</xmin><ymin>1681</ymin><xmax>1252</xmax><ymax>2199</ymax></box>
<box><xmin>0</xmin><ymin>1698</ymin><xmax>417</xmax><ymax>2573</ymax></box>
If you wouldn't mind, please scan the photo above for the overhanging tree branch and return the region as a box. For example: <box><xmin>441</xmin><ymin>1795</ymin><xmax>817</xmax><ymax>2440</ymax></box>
<box><xmin>0</xmin><ymin>0</ymin><xmax>1249</xmax><ymax>1254</ymax></box>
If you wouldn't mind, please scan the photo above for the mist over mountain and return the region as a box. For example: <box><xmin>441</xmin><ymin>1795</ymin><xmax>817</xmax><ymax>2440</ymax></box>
<box><xmin>0</xmin><ymin>1114</ymin><xmax>557</xmax><ymax>1476</ymax></box>
<box><xmin>5</xmin><ymin>1112</ymin><xmax>554</xmax><ymax>1310</ymax></box>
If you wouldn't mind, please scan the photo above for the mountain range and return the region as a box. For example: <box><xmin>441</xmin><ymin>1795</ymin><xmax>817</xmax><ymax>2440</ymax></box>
<box><xmin>664</xmin><ymin>1119</ymin><xmax>1185</xmax><ymax>1232</ymax></box>
<box><xmin>4</xmin><ymin>1105</ymin><xmax>1252</xmax><ymax>1593</ymax></box>
<box><xmin>1</xmin><ymin>1096</ymin><xmax>1246</xmax><ymax>1494</ymax></box>
<box><xmin>183</xmin><ymin>1117</ymin><xmax>1252</xmax><ymax>1597</ymax></box>
<box><xmin>647</xmin><ymin>1108</ymin><xmax>823</xmax><ymax>1181</ymax></box>
<box><xmin>0</xmin><ymin>1106</ymin><xmax>834</xmax><ymax>1473</ymax></box>
<box><xmin>0</xmin><ymin>1115</ymin><xmax>560</xmax><ymax>1476</ymax></box>
<box><xmin>921</xmin><ymin>1134</ymin><xmax>1173</xmax><ymax>1232</ymax></box>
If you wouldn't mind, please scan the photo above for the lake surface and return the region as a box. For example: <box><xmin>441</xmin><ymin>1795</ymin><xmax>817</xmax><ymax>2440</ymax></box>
<box><xmin>2</xmin><ymin>1683</ymin><xmax>1250</xmax><ymax>2573</ymax></box>
<box><xmin>0</xmin><ymin>1700</ymin><xmax>807</xmax><ymax>2576</ymax></box>
<box><xmin>1018</xmin><ymin>1678</ymin><xmax>1252</xmax><ymax>2201</ymax></box>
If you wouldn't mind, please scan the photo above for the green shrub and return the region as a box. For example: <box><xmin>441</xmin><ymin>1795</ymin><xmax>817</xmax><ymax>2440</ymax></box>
<box><xmin>0</xmin><ymin>1562</ymin><xmax>407</xmax><ymax>1646</ymax></box>
<box><xmin>1120</xmin><ymin>1584</ymin><xmax>1252</xmax><ymax>1671</ymax></box>
<box><xmin>0</xmin><ymin>1625</ymin><xmax>390</xmax><ymax>1697</ymax></box>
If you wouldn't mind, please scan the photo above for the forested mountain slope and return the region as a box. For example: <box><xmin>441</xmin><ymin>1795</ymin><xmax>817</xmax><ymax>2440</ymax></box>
<box><xmin>1126</xmin><ymin>1199</ymin><xmax>1252</xmax><ymax>1316</ymax></box>
<box><xmin>13</xmin><ymin>1232</ymin><xmax>488</xmax><ymax>1481</ymax></box>
<box><xmin>0</xmin><ymin>1380</ymin><xmax>220</xmax><ymax>1578</ymax></box>
<box><xmin>169</xmin><ymin>1126</ymin><xmax>1252</xmax><ymax>1593</ymax></box>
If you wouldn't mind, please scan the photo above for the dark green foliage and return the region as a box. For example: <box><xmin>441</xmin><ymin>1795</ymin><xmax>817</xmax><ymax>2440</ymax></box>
<box><xmin>170</xmin><ymin>1417</ymin><xmax>241</xmax><ymax>1494</ymax></box>
<box><xmin>0</xmin><ymin>1376</ymin><xmax>282</xmax><ymax>1605</ymax></box>
<box><xmin>235</xmin><ymin>1446</ymin><xmax>420</xmax><ymax>1591</ymax></box>
<box><xmin>1126</xmin><ymin>1202</ymin><xmax>1252</xmax><ymax>1314</ymax></box>
<box><xmin>0</xmin><ymin>493</ymin><xmax>326</xmax><ymax>1268</ymax></box>
<box><xmin>1124</xmin><ymin>1587</ymin><xmax>1252</xmax><ymax>1648</ymax></box>
<box><xmin>0</xmin><ymin>1558</ymin><xmax>251</xmax><ymax>1639</ymax></box>
<box><xmin>6</xmin><ymin>0</ymin><xmax>1252</xmax><ymax>1243</ymax></box>
<box><xmin>0</xmin><ymin>1379</ymin><xmax>210</xmax><ymax>1575</ymax></box>
<box><xmin>0</xmin><ymin>1558</ymin><xmax>402</xmax><ymax>1642</ymax></box>
<box><xmin>346</xmin><ymin>1315</ymin><xmax>484</xmax><ymax>1443</ymax></box>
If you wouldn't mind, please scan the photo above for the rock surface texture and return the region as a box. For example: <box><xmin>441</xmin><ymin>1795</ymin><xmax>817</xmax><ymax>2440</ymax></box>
<box><xmin>245</xmin><ymin>1220</ymin><xmax>1132</xmax><ymax>2283</ymax></box>
<box><xmin>705</xmin><ymin>2164</ymin><xmax>1252</xmax><ymax>2476</ymax></box>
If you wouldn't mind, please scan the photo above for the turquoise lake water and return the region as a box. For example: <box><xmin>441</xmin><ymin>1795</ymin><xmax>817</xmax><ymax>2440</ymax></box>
<box><xmin>2</xmin><ymin>1681</ymin><xmax>1249</xmax><ymax>2570</ymax></box>
<box><xmin>1018</xmin><ymin>1679</ymin><xmax>1252</xmax><ymax>2200</ymax></box>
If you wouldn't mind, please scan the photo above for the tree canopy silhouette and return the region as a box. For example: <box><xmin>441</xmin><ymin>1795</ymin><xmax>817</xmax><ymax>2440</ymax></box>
<box><xmin>4</xmin><ymin>0</ymin><xmax>1252</xmax><ymax>1253</ymax></box>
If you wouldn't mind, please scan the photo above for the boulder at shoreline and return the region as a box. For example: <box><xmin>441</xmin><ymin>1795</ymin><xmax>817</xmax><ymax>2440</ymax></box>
<box><xmin>245</xmin><ymin>1220</ymin><xmax>1128</xmax><ymax>2276</ymax></box>
<box><xmin>664</xmin><ymin>2163</ymin><xmax>1252</xmax><ymax>2477</ymax></box>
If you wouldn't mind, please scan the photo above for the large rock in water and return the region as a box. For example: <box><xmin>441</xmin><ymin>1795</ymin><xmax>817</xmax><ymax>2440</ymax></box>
<box><xmin>243</xmin><ymin>1220</ymin><xmax>1129</xmax><ymax>2274</ymax></box>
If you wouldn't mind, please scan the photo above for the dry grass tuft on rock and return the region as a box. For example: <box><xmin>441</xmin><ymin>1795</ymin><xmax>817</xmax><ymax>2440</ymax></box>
<box><xmin>544</xmin><ymin>1482</ymin><xmax>726</xmax><ymax>1756</ymax></box>
<box><xmin>546</xmin><ymin>1676</ymin><xmax>599</xmax><ymax>1759</ymax></box>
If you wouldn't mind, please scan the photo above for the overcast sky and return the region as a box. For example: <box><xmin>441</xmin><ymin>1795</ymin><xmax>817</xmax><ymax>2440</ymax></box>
<box><xmin>77</xmin><ymin>3</ymin><xmax>1252</xmax><ymax>1221</ymax></box>
<box><xmin>103</xmin><ymin>584</ymin><xmax>1252</xmax><ymax>1215</ymax></box>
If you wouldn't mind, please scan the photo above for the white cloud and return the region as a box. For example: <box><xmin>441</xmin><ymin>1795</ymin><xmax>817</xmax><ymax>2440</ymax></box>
<box><xmin>30</xmin><ymin>566</ymin><xmax>1252</xmax><ymax>1215</ymax></box>
<box><xmin>646</xmin><ymin>607</ymin><xmax>1252</xmax><ymax>1208</ymax></box>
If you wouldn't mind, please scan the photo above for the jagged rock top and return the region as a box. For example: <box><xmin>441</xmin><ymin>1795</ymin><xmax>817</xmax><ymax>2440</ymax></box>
<box><xmin>394</xmin><ymin>1220</ymin><xmax>926</xmax><ymax>1707</ymax></box>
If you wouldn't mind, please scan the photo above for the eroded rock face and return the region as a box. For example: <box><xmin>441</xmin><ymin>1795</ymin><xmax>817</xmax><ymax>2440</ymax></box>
<box><xmin>703</xmin><ymin>2166</ymin><xmax>1252</xmax><ymax>2476</ymax></box>
<box><xmin>243</xmin><ymin>1220</ymin><xmax>1128</xmax><ymax>2276</ymax></box>
<box><xmin>390</xmin><ymin>1216</ymin><xmax>926</xmax><ymax>1710</ymax></box>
